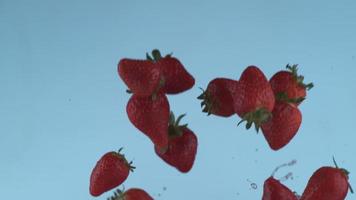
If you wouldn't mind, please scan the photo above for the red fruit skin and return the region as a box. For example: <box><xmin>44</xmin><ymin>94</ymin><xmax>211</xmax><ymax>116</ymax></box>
<box><xmin>270</xmin><ymin>71</ymin><xmax>306</xmax><ymax>104</ymax></box>
<box><xmin>261</xmin><ymin>102</ymin><xmax>302</xmax><ymax>150</ymax></box>
<box><xmin>123</xmin><ymin>188</ymin><xmax>154</xmax><ymax>200</ymax></box>
<box><xmin>158</xmin><ymin>57</ymin><xmax>195</xmax><ymax>94</ymax></box>
<box><xmin>154</xmin><ymin>128</ymin><xmax>198</xmax><ymax>173</ymax></box>
<box><xmin>118</xmin><ymin>59</ymin><xmax>161</xmax><ymax>97</ymax></box>
<box><xmin>205</xmin><ymin>78</ymin><xmax>238</xmax><ymax>117</ymax></box>
<box><xmin>262</xmin><ymin>177</ymin><xmax>298</xmax><ymax>200</ymax></box>
<box><xmin>126</xmin><ymin>93</ymin><xmax>170</xmax><ymax>149</ymax></box>
<box><xmin>233</xmin><ymin>66</ymin><xmax>275</xmax><ymax>117</ymax></box>
<box><xmin>301</xmin><ymin>167</ymin><xmax>349</xmax><ymax>200</ymax></box>
<box><xmin>90</xmin><ymin>152</ymin><xmax>130</xmax><ymax>197</ymax></box>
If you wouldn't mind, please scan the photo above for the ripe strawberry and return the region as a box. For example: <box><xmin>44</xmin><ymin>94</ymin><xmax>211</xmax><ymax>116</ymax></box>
<box><xmin>155</xmin><ymin>112</ymin><xmax>198</xmax><ymax>173</ymax></box>
<box><xmin>126</xmin><ymin>93</ymin><xmax>170</xmax><ymax>150</ymax></box>
<box><xmin>270</xmin><ymin>64</ymin><xmax>313</xmax><ymax>105</ymax></box>
<box><xmin>234</xmin><ymin>66</ymin><xmax>275</xmax><ymax>131</ymax></box>
<box><xmin>261</xmin><ymin>102</ymin><xmax>302</xmax><ymax>150</ymax></box>
<box><xmin>198</xmin><ymin>78</ymin><xmax>238</xmax><ymax>117</ymax></box>
<box><xmin>262</xmin><ymin>177</ymin><xmax>298</xmax><ymax>200</ymax></box>
<box><xmin>300</xmin><ymin>158</ymin><xmax>353</xmax><ymax>200</ymax></box>
<box><xmin>147</xmin><ymin>49</ymin><xmax>195</xmax><ymax>94</ymax></box>
<box><xmin>108</xmin><ymin>188</ymin><xmax>153</xmax><ymax>200</ymax></box>
<box><xmin>118</xmin><ymin>58</ymin><xmax>163</xmax><ymax>97</ymax></box>
<box><xmin>89</xmin><ymin>149</ymin><xmax>135</xmax><ymax>197</ymax></box>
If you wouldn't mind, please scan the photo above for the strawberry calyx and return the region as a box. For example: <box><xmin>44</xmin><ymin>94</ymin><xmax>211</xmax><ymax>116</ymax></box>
<box><xmin>333</xmin><ymin>156</ymin><xmax>354</xmax><ymax>194</ymax></box>
<box><xmin>113</xmin><ymin>148</ymin><xmax>136</xmax><ymax>172</ymax></box>
<box><xmin>286</xmin><ymin>64</ymin><xmax>314</xmax><ymax>90</ymax></box>
<box><xmin>107</xmin><ymin>187</ymin><xmax>126</xmax><ymax>200</ymax></box>
<box><xmin>146</xmin><ymin>49</ymin><xmax>172</xmax><ymax>62</ymax></box>
<box><xmin>238</xmin><ymin>107</ymin><xmax>272</xmax><ymax>132</ymax></box>
<box><xmin>197</xmin><ymin>87</ymin><xmax>215</xmax><ymax>115</ymax></box>
<box><xmin>146</xmin><ymin>49</ymin><xmax>162</xmax><ymax>61</ymax></box>
<box><xmin>275</xmin><ymin>92</ymin><xmax>305</xmax><ymax>104</ymax></box>
<box><xmin>168</xmin><ymin>111</ymin><xmax>188</xmax><ymax>138</ymax></box>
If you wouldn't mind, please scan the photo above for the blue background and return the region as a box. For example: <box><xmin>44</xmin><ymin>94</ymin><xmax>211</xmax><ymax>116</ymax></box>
<box><xmin>1</xmin><ymin>0</ymin><xmax>356</xmax><ymax>199</ymax></box>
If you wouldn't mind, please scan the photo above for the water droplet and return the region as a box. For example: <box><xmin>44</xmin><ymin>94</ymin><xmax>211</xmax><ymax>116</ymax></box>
<box><xmin>280</xmin><ymin>172</ymin><xmax>293</xmax><ymax>181</ymax></box>
<box><xmin>251</xmin><ymin>183</ymin><xmax>257</xmax><ymax>190</ymax></box>
<box><xmin>247</xmin><ymin>179</ymin><xmax>258</xmax><ymax>190</ymax></box>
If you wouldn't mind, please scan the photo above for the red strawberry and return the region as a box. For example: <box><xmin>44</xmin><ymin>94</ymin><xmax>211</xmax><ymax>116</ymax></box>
<box><xmin>262</xmin><ymin>177</ymin><xmax>298</xmax><ymax>200</ymax></box>
<box><xmin>89</xmin><ymin>149</ymin><xmax>135</xmax><ymax>197</ymax></box>
<box><xmin>118</xmin><ymin>58</ymin><xmax>163</xmax><ymax>97</ymax></box>
<box><xmin>270</xmin><ymin>64</ymin><xmax>313</xmax><ymax>105</ymax></box>
<box><xmin>147</xmin><ymin>49</ymin><xmax>195</xmax><ymax>94</ymax></box>
<box><xmin>198</xmin><ymin>78</ymin><xmax>238</xmax><ymax>117</ymax></box>
<box><xmin>300</xmin><ymin>158</ymin><xmax>353</xmax><ymax>200</ymax></box>
<box><xmin>234</xmin><ymin>66</ymin><xmax>275</xmax><ymax>131</ymax></box>
<box><xmin>261</xmin><ymin>102</ymin><xmax>302</xmax><ymax>150</ymax></box>
<box><xmin>108</xmin><ymin>188</ymin><xmax>153</xmax><ymax>200</ymax></box>
<box><xmin>155</xmin><ymin>112</ymin><xmax>198</xmax><ymax>173</ymax></box>
<box><xmin>126</xmin><ymin>93</ymin><xmax>170</xmax><ymax>150</ymax></box>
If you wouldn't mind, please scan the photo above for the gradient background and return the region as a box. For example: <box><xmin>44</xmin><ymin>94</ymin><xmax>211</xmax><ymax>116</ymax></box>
<box><xmin>1</xmin><ymin>0</ymin><xmax>356</xmax><ymax>199</ymax></box>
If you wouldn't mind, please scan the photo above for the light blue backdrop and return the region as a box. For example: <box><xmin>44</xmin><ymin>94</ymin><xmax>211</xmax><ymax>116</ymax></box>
<box><xmin>1</xmin><ymin>0</ymin><xmax>356</xmax><ymax>199</ymax></box>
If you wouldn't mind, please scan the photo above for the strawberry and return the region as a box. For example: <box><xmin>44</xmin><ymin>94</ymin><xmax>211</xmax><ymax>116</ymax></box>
<box><xmin>262</xmin><ymin>177</ymin><xmax>298</xmax><ymax>200</ymax></box>
<box><xmin>89</xmin><ymin>149</ymin><xmax>135</xmax><ymax>197</ymax></box>
<box><xmin>147</xmin><ymin>49</ymin><xmax>195</xmax><ymax>94</ymax></box>
<box><xmin>234</xmin><ymin>66</ymin><xmax>275</xmax><ymax>131</ymax></box>
<box><xmin>155</xmin><ymin>112</ymin><xmax>198</xmax><ymax>173</ymax></box>
<box><xmin>261</xmin><ymin>102</ymin><xmax>302</xmax><ymax>150</ymax></box>
<box><xmin>108</xmin><ymin>188</ymin><xmax>153</xmax><ymax>200</ymax></box>
<box><xmin>270</xmin><ymin>64</ymin><xmax>313</xmax><ymax>105</ymax></box>
<box><xmin>126</xmin><ymin>93</ymin><xmax>170</xmax><ymax>150</ymax></box>
<box><xmin>118</xmin><ymin>58</ymin><xmax>163</xmax><ymax>97</ymax></box>
<box><xmin>198</xmin><ymin>78</ymin><xmax>238</xmax><ymax>117</ymax></box>
<box><xmin>300</xmin><ymin>158</ymin><xmax>353</xmax><ymax>200</ymax></box>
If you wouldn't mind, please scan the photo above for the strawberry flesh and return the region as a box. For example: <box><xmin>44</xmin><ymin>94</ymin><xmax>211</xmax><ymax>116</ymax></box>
<box><xmin>262</xmin><ymin>177</ymin><xmax>298</xmax><ymax>200</ymax></box>
<box><xmin>261</xmin><ymin>102</ymin><xmax>302</xmax><ymax>150</ymax></box>
<box><xmin>301</xmin><ymin>167</ymin><xmax>350</xmax><ymax>200</ymax></box>
<box><xmin>126</xmin><ymin>93</ymin><xmax>170</xmax><ymax>150</ymax></box>
<box><xmin>90</xmin><ymin>152</ymin><xmax>132</xmax><ymax>197</ymax></box>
